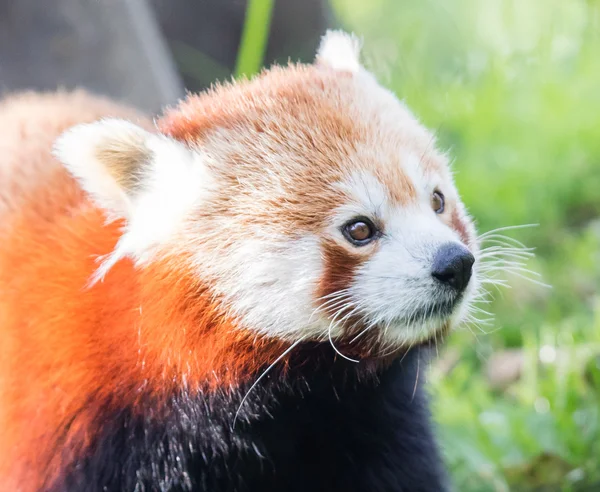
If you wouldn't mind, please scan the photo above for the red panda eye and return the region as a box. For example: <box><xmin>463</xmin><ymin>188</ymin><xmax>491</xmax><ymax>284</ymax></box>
<box><xmin>432</xmin><ymin>191</ymin><xmax>445</xmax><ymax>214</ymax></box>
<box><xmin>342</xmin><ymin>218</ymin><xmax>377</xmax><ymax>246</ymax></box>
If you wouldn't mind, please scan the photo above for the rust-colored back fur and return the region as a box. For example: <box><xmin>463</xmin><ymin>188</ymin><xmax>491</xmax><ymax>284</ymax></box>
<box><xmin>0</xmin><ymin>91</ymin><xmax>286</xmax><ymax>490</ymax></box>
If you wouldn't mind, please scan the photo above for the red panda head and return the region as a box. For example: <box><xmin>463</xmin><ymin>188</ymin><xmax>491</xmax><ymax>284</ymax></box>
<box><xmin>53</xmin><ymin>31</ymin><xmax>479</xmax><ymax>359</ymax></box>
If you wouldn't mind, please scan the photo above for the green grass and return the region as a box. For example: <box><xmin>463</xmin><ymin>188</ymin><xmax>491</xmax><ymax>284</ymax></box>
<box><xmin>330</xmin><ymin>0</ymin><xmax>600</xmax><ymax>489</ymax></box>
<box><xmin>235</xmin><ymin>0</ymin><xmax>276</xmax><ymax>78</ymax></box>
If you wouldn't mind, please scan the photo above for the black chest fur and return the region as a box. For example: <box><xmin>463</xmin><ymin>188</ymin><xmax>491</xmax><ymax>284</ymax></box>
<box><xmin>53</xmin><ymin>348</ymin><xmax>449</xmax><ymax>492</ymax></box>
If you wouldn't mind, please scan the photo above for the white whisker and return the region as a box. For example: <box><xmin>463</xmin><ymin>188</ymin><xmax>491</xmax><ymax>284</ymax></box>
<box><xmin>501</xmin><ymin>270</ymin><xmax>552</xmax><ymax>288</ymax></box>
<box><xmin>478</xmin><ymin>235</ymin><xmax>531</xmax><ymax>249</ymax></box>
<box><xmin>478</xmin><ymin>224</ymin><xmax>538</xmax><ymax>239</ymax></box>
<box><xmin>232</xmin><ymin>338</ymin><xmax>303</xmax><ymax>430</ymax></box>
<box><xmin>349</xmin><ymin>316</ymin><xmax>379</xmax><ymax>343</ymax></box>
<box><xmin>327</xmin><ymin>302</ymin><xmax>361</xmax><ymax>363</ymax></box>
<box><xmin>410</xmin><ymin>348</ymin><xmax>421</xmax><ymax>403</ymax></box>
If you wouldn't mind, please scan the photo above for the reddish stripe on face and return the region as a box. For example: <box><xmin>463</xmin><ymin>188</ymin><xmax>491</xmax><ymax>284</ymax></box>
<box><xmin>316</xmin><ymin>241</ymin><xmax>402</xmax><ymax>359</ymax></box>
<box><xmin>451</xmin><ymin>208</ymin><xmax>470</xmax><ymax>245</ymax></box>
<box><xmin>316</xmin><ymin>241</ymin><xmax>372</xmax><ymax>348</ymax></box>
<box><xmin>317</xmin><ymin>242</ymin><xmax>365</xmax><ymax>307</ymax></box>
<box><xmin>374</xmin><ymin>164</ymin><xmax>417</xmax><ymax>206</ymax></box>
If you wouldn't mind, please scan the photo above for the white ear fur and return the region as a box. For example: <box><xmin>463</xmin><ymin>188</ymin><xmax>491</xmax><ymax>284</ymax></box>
<box><xmin>54</xmin><ymin>119</ymin><xmax>172</xmax><ymax>219</ymax></box>
<box><xmin>316</xmin><ymin>30</ymin><xmax>362</xmax><ymax>73</ymax></box>
<box><xmin>53</xmin><ymin>118</ymin><xmax>210</xmax><ymax>281</ymax></box>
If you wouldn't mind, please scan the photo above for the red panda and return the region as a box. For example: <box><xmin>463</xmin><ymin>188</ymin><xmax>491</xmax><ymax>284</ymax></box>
<box><xmin>0</xmin><ymin>31</ymin><xmax>480</xmax><ymax>491</ymax></box>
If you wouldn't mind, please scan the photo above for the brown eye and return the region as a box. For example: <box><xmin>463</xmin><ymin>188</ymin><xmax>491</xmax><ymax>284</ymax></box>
<box><xmin>432</xmin><ymin>190</ymin><xmax>445</xmax><ymax>214</ymax></box>
<box><xmin>342</xmin><ymin>218</ymin><xmax>377</xmax><ymax>246</ymax></box>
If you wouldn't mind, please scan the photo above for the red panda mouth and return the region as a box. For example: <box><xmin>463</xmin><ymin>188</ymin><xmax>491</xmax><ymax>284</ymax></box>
<box><xmin>331</xmin><ymin>298</ymin><xmax>461</xmax><ymax>359</ymax></box>
<box><xmin>393</xmin><ymin>297</ymin><xmax>461</xmax><ymax>325</ymax></box>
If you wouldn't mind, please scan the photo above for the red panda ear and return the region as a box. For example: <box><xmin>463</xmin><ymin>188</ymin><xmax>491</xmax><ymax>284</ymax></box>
<box><xmin>53</xmin><ymin>119</ymin><xmax>193</xmax><ymax>220</ymax></box>
<box><xmin>315</xmin><ymin>30</ymin><xmax>362</xmax><ymax>73</ymax></box>
<box><xmin>54</xmin><ymin>118</ymin><xmax>210</xmax><ymax>281</ymax></box>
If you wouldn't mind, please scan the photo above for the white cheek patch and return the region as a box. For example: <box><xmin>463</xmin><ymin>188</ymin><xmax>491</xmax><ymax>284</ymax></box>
<box><xmin>193</xmin><ymin>234</ymin><xmax>327</xmax><ymax>341</ymax></box>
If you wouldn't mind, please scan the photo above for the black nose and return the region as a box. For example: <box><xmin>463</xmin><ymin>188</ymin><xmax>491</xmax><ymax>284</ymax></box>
<box><xmin>431</xmin><ymin>243</ymin><xmax>475</xmax><ymax>293</ymax></box>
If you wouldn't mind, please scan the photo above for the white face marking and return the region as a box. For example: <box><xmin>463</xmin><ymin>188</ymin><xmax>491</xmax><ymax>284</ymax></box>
<box><xmin>333</xmin><ymin>171</ymin><xmax>477</xmax><ymax>348</ymax></box>
<box><xmin>332</xmin><ymin>171</ymin><xmax>389</xmax><ymax>226</ymax></box>
<box><xmin>191</xmin><ymin>234</ymin><xmax>329</xmax><ymax>341</ymax></box>
<box><xmin>352</xmin><ymin>208</ymin><xmax>472</xmax><ymax>344</ymax></box>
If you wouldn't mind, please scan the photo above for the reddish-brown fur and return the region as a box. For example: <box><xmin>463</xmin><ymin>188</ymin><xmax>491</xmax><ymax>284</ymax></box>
<box><xmin>318</xmin><ymin>242</ymin><xmax>367</xmax><ymax>301</ymax></box>
<box><xmin>0</xmin><ymin>65</ymin><xmax>473</xmax><ymax>490</ymax></box>
<box><xmin>160</xmin><ymin>65</ymin><xmax>420</xmax><ymax>235</ymax></box>
<box><xmin>0</xmin><ymin>183</ymin><xmax>289</xmax><ymax>489</ymax></box>
<box><xmin>450</xmin><ymin>208</ymin><xmax>471</xmax><ymax>245</ymax></box>
<box><xmin>0</xmin><ymin>92</ymin><xmax>288</xmax><ymax>490</ymax></box>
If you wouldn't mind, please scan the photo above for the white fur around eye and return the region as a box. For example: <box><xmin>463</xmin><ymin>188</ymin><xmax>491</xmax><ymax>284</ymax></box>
<box><xmin>331</xmin><ymin>171</ymin><xmax>391</xmax><ymax>233</ymax></box>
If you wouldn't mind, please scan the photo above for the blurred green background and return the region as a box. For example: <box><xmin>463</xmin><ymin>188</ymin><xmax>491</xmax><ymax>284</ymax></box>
<box><xmin>233</xmin><ymin>0</ymin><xmax>600</xmax><ymax>490</ymax></box>
<box><xmin>329</xmin><ymin>1</ymin><xmax>600</xmax><ymax>490</ymax></box>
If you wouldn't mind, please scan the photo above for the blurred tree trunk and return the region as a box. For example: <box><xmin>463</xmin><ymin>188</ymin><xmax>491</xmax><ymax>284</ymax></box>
<box><xmin>0</xmin><ymin>0</ymin><xmax>183</xmax><ymax>113</ymax></box>
<box><xmin>150</xmin><ymin>0</ymin><xmax>333</xmax><ymax>91</ymax></box>
<box><xmin>0</xmin><ymin>0</ymin><xmax>332</xmax><ymax>111</ymax></box>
